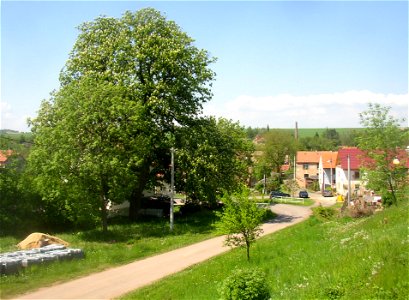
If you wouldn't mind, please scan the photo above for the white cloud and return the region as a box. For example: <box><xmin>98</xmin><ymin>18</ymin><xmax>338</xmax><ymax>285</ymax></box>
<box><xmin>0</xmin><ymin>101</ymin><xmax>32</xmax><ymax>132</ymax></box>
<box><xmin>203</xmin><ymin>90</ymin><xmax>409</xmax><ymax>128</ymax></box>
<box><xmin>1</xmin><ymin>91</ymin><xmax>408</xmax><ymax>132</ymax></box>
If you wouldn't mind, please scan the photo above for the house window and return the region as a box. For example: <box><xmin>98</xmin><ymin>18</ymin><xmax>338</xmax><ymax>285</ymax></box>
<box><xmin>304</xmin><ymin>174</ymin><xmax>309</xmax><ymax>178</ymax></box>
<box><xmin>303</xmin><ymin>164</ymin><xmax>309</xmax><ymax>170</ymax></box>
<box><xmin>354</xmin><ymin>171</ymin><xmax>360</xmax><ymax>179</ymax></box>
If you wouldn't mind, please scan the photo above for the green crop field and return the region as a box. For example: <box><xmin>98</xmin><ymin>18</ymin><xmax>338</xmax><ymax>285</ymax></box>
<box><xmin>278</xmin><ymin>128</ymin><xmax>362</xmax><ymax>138</ymax></box>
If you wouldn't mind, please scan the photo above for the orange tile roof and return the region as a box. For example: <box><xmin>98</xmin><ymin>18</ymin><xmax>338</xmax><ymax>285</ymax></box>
<box><xmin>321</xmin><ymin>151</ymin><xmax>338</xmax><ymax>168</ymax></box>
<box><xmin>0</xmin><ymin>150</ymin><xmax>13</xmax><ymax>163</ymax></box>
<box><xmin>280</xmin><ymin>164</ymin><xmax>290</xmax><ymax>172</ymax></box>
<box><xmin>296</xmin><ymin>151</ymin><xmax>338</xmax><ymax>168</ymax></box>
<box><xmin>296</xmin><ymin>151</ymin><xmax>321</xmax><ymax>163</ymax></box>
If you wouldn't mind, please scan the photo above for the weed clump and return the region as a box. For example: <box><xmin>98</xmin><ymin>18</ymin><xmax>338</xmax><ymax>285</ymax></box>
<box><xmin>312</xmin><ymin>206</ymin><xmax>337</xmax><ymax>222</ymax></box>
<box><xmin>219</xmin><ymin>268</ymin><xmax>270</xmax><ymax>300</ymax></box>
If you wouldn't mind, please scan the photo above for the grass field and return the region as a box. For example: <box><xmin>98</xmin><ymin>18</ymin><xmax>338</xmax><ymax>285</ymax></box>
<box><xmin>122</xmin><ymin>202</ymin><xmax>408</xmax><ymax>299</ymax></box>
<box><xmin>282</xmin><ymin>127</ymin><xmax>362</xmax><ymax>138</ymax></box>
<box><xmin>298</xmin><ymin>127</ymin><xmax>361</xmax><ymax>138</ymax></box>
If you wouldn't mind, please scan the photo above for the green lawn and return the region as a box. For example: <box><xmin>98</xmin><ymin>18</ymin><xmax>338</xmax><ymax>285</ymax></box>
<box><xmin>270</xmin><ymin>197</ymin><xmax>315</xmax><ymax>206</ymax></box>
<box><xmin>122</xmin><ymin>202</ymin><xmax>408</xmax><ymax>299</ymax></box>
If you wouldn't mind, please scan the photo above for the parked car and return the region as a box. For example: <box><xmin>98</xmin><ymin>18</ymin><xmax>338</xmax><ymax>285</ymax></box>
<box><xmin>270</xmin><ymin>191</ymin><xmax>290</xmax><ymax>199</ymax></box>
<box><xmin>322</xmin><ymin>190</ymin><xmax>333</xmax><ymax>197</ymax></box>
<box><xmin>299</xmin><ymin>190</ymin><xmax>309</xmax><ymax>198</ymax></box>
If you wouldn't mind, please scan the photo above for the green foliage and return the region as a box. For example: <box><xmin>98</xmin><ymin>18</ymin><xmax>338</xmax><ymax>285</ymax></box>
<box><xmin>357</xmin><ymin>103</ymin><xmax>408</xmax><ymax>205</ymax></box>
<box><xmin>125</xmin><ymin>202</ymin><xmax>408</xmax><ymax>300</ymax></box>
<box><xmin>322</xmin><ymin>128</ymin><xmax>340</xmax><ymax>141</ymax></box>
<box><xmin>27</xmin><ymin>8</ymin><xmax>216</xmax><ymax>230</ymax></box>
<box><xmin>28</xmin><ymin>79</ymin><xmax>138</xmax><ymax>231</ymax></box>
<box><xmin>0</xmin><ymin>132</ymin><xmax>33</xmax><ymax>158</ymax></box>
<box><xmin>282</xmin><ymin>179</ymin><xmax>299</xmax><ymax>197</ymax></box>
<box><xmin>324</xmin><ymin>284</ymin><xmax>345</xmax><ymax>299</ymax></box>
<box><xmin>254</xmin><ymin>176</ymin><xmax>281</xmax><ymax>193</ymax></box>
<box><xmin>215</xmin><ymin>188</ymin><xmax>265</xmax><ymax>260</ymax></box>
<box><xmin>176</xmin><ymin>117</ymin><xmax>253</xmax><ymax>204</ymax></box>
<box><xmin>0</xmin><ymin>156</ymin><xmax>45</xmax><ymax>235</ymax></box>
<box><xmin>299</xmin><ymin>134</ymin><xmax>336</xmax><ymax>151</ymax></box>
<box><xmin>312</xmin><ymin>205</ymin><xmax>337</xmax><ymax>221</ymax></box>
<box><xmin>219</xmin><ymin>268</ymin><xmax>270</xmax><ymax>300</ymax></box>
<box><xmin>258</xmin><ymin>130</ymin><xmax>297</xmax><ymax>180</ymax></box>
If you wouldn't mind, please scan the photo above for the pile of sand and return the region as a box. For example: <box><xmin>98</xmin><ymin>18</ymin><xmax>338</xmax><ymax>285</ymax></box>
<box><xmin>17</xmin><ymin>233</ymin><xmax>69</xmax><ymax>250</ymax></box>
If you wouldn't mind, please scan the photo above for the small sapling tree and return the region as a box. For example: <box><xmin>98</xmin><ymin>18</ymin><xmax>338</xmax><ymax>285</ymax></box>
<box><xmin>283</xmin><ymin>179</ymin><xmax>299</xmax><ymax>198</ymax></box>
<box><xmin>215</xmin><ymin>188</ymin><xmax>266</xmax><ymax>261</ymax></box>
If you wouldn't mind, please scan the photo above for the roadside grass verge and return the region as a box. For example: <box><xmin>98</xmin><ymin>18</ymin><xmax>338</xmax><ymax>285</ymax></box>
<box><xmin>254</xmin><ymin>196</ymin><xmax>314</xmax><ymax>206</ymax></box>
<box><xmin>271</xmin><ymin>197</ymin><xmax>314</xmax><ymax>206</ymax></box>
<box><xmin>122</xmin><ymin>202</ymin><xmax>408</xmax><ymax>299</ymax></box>
<box><xmin>0</xmin><ymin>209</ymin><xmax>220</xmax><ymax>298</ymax></box>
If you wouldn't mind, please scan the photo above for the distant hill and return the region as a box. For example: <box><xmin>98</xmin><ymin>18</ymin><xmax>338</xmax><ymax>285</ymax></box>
<box><xmin>0</xmin><ymin>129</ymin><xmax>21</xmax><ymax>134</ymax></box>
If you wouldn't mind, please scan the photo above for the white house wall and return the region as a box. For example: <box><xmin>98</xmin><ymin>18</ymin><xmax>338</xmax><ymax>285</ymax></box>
<box><xmin>335</xmin><ymin>166</ymin><xmax>362</xmax><ymax>196</ymax></box>
<box><xmin>336</xmin><ymin>166</ymin><xmax>348</xmax><ymax>195</ymax></box>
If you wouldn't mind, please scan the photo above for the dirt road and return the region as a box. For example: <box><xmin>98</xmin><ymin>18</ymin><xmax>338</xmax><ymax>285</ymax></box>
<box><xmin>16</xmin><ymin>204</ymin><xmax>312</xmax><ymax>299</ymax></box>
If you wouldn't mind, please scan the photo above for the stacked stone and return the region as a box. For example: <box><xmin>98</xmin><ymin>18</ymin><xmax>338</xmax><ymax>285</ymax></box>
<box><xmin>0</xmin><ymin>244</ymin><xmax>84</xmax><ymax>275</ymax></box>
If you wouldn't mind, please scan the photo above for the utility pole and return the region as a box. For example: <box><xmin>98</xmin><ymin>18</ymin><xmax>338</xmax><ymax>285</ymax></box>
<box><xmin>295</xmin><ymin>121</ymin><xmax>298</xmax><ymax>141</ymax></box>
<box><xmin>170</xmin><ymin>148</ymin><xmax>175</xmax><ymax>231</ymax></box>
<box><xmin>263</xmin><ymin>173</ymin><xmax>266</xmax><ymax>195</ymax></box>
<box><xmin>328</xmin><ymin>158</ymin><xmax>333</xmax><ymax>189</ymax></box>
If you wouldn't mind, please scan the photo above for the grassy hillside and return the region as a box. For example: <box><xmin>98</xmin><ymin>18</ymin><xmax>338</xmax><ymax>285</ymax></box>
<box><xmin>123</xmin><ymin>202</ymin><xmax>408</xmax><ymax>299</ymax></box>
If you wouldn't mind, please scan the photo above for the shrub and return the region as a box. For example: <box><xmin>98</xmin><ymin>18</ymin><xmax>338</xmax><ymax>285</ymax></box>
<box><xmin>179</xmin><ymin>201</ymin><xmax>202</xmax><ymax>215</ymax></box>
<box><xmin>262</xmin><ymin>209</ymin><xmax>276</xmax><ymax>221</ymax></box>
<box><xmin>219</xmin><ymin>268</ymin><xmax>270</xmax><ymax>300</ymax></box>
<box><xmin>313</xmin><ymin>206</ymin><xmax>336</xmax><ymax>221</ymax></box>
<box><xmin>324</xmin><ymin>284</ymin><xmax>345</xmax><ymax>299</ymax></box>
<box><xmin>347</xmin><ymin>205</ymin><xmax>374</xmax><ymax>218</ymax></box>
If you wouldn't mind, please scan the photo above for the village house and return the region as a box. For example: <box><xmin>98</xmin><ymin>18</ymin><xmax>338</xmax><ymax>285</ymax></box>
<box><xmin>0</xmin><ymin>150</ymin><xmax>13</xmax><ymax>167</ymax></box>
<box><xmin>295</xmin><ymin>151</ymin><xmax>320</xmax><ymax>188</ymax></box>
<box><xmin>296</xmin><ymin>151</ymin><xmax>338</xmax><ymax>190</ymax></box>
<box><xmin>335</xmin><ymin>147</ymin><xmax>365</xmax><ymax>197</ymax></box>
<box><xmin>318</xmin><ymin>151</ymin><xmax>338</xmax><ymax>191</ymax></box>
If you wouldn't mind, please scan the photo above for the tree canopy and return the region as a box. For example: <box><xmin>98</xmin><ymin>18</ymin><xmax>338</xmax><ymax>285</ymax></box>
<box><xmin>254</xmin><ymin>130</ymin><xmax>297</xmax><ymax>184</ymax></box>
<box><xmin>28</xmin><ymin>8</ymin><xmax>216</xmax><ymax>231</ymax></box>
<box><xmin>357</xmin><ymin>103</ymin><xmax>408</xmax><ymax>205</ymax></box>
<box><xmin>175</xmin><ymin>117</ymin><xmax>254</xmax><ymax>204</ymax></box>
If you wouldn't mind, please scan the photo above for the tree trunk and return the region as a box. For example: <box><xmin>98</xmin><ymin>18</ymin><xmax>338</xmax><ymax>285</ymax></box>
<box><xmin>100</xmin><ymin>178</ymin><xmax>109</xmax><ymax>232</ymax></box>
<box><xmin>100</xmin><ymin>196</ymin><xmax>108</xmax><ymax>233</ymax></box>
<box><xmin>129</xmin><ymin>159</ymin><xmax>151</xmax><ymax>221</ymax></box>
<box><xmin>387</xmin><ymin>175</ymin><xmax>397</xmax><ymax>205</ymax></box>
<box><xmin>245</xmin><ymin>237</ymin><xmax>250</xmax><ymax>261</ymax></box>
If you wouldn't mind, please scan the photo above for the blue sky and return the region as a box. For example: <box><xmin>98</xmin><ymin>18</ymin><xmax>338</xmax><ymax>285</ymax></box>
<box><xmin>1</xmin><ymin>0</ymin><xmax>408</xmax><ymax>132</ymax></box>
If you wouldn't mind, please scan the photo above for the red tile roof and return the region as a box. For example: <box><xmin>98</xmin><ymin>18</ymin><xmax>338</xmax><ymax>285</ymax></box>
<box><xmin>338</xmin><ymin>147</ymin><xmax>409</xmax><ymax>170</ymax></box>
<box><xmin>338</xmin><ymin>148</ymin><xmax>365</xmax><ymax>169</ymax></box>
<box><xmin>338</xmin><ymin>147</ymin><xmax>373</xmax><ymax>170</ymax></box>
